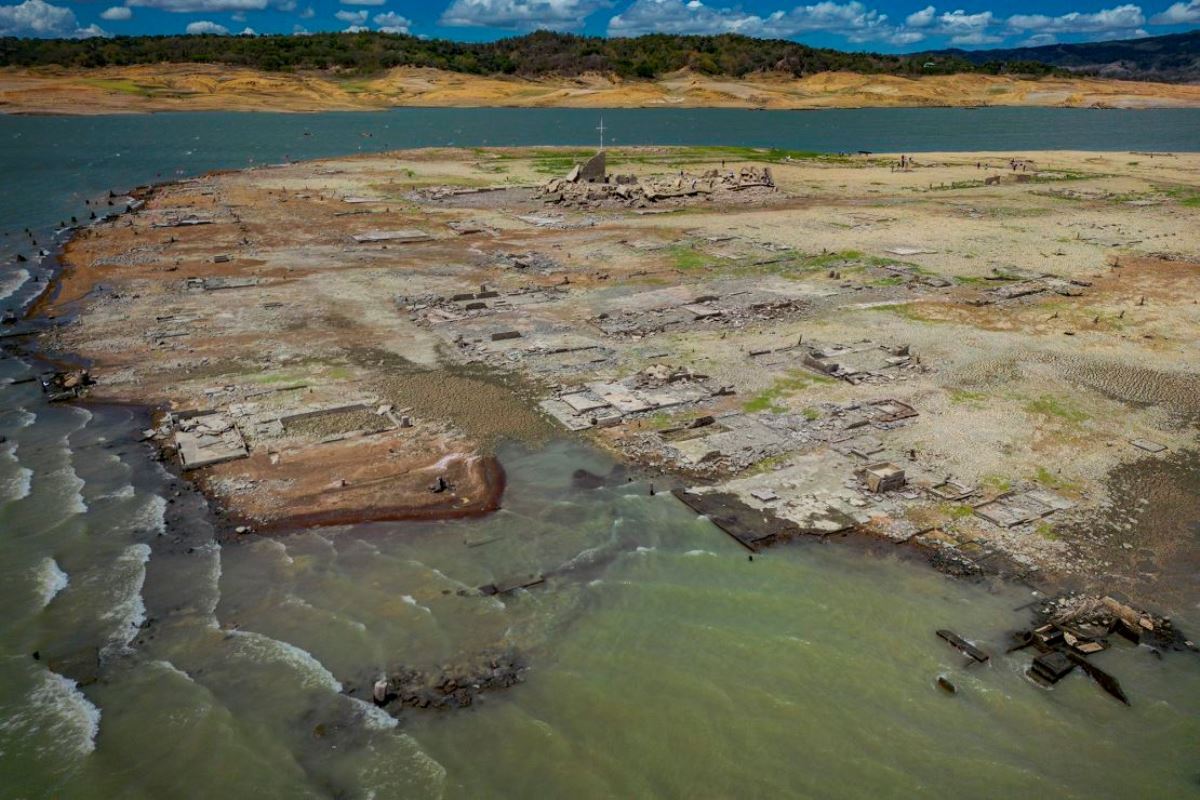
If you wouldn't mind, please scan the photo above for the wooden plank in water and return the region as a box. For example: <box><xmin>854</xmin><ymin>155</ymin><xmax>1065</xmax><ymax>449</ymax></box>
<box><xmin>936</xmin><ymin>629</ymin><xmax>990</xmax><ymax>663</ymax></box>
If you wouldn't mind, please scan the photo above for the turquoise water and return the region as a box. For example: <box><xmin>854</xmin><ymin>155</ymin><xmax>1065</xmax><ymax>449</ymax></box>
<box><xmin>1</xmin><ymin>109</ymin><xmax>1198</xmax><ymax>798</ymax></box>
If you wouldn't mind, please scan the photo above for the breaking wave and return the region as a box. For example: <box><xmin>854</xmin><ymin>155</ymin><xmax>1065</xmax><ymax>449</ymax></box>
<box><xmin>35</xmin><ymin>557</ymin><xmax>69</xmax><ymax>609</ymax></box>
<box><xmin>45</xmin><ymin>465</ymin><xmax>87</xmax><ymax>515</ymax></box>
<box><xmin>402</xmin><ymin>595</ymin><xmax>432</xmax><ymax>615</ymax></box>
<box><xmin>100</xmin><ymin>543</ymin><xmax>151</xmax><ymax>657</ymax></box>
<box><xmin>0</xmin><ymin>444</ymin><xmax>32</xmax><ymax>503</ymax></box>
<box><xmin>348</xmin><ymin>696</ymin><xmax>400</xmax><ymax>730</ymax></box>
<box><xmin>0</xmin><ymin>267</ymin><xmax>30</xmax><ymax>301</ymax></box>
<box><xmin>226</xmin><ymin>630</ymin><xmax>342</xmax><ymax>692</ymax></box>
<box><xmin>0</xmin><ymin>670</ymin><xmax>101</xmax><ymax>759</ymax></box>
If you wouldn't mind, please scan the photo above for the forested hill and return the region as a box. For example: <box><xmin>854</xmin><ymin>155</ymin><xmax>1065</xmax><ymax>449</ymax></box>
<box><xmin>0</xmin><ymin>29</ymin><xmax>1194</xmax><ymax>82</ymax></box>
<box><xmin>926</xmin><ymin>30</ymin><xmax>1200</xmax><ymax>83</ymax></box>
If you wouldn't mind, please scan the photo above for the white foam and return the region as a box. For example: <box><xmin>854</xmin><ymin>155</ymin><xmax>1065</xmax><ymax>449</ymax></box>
<box><xmin>100</xmin><ymin>543</ymin><xmax>151</xmax><ymax>656</ymax></box>
<box><xmin>35</xmin><ymin>557</ymin><xmax>69</xmax><ymax>609</ymax></box>
<box><xmin>0</xmin><ymin>444</ymin><xmax>32</xmax><ymax>503</ymax></box>
<box><xmin>0</xmin><ymin>267</ymin><xmax>30</xmax><ymax>301</ymax></box>
<box><xmin>227</xmin><ymin>630</ymin><xmax>342</xmax><ymax>692</ymax></box>
<box><xmin>348</xmin><ymin>697</ymin><xmax>399</xmax><ymax>730</ymax></box>
<box><xmin>0</xmin><ymin>670</ymin><xmax>100</xmax><ymax>758</ymax></box>
<box><xmin>402</xmin><ymin>595</ymin><xmax>432</xmax><ymax>615</ymax></box>
<box><xmin>683</xmin><ymin>549</ymin><xmax>717</xmax><ymax>557</ymax></box>
<box><xmin>635</xmin><ymin>546</ymin><xmax>657</xmax><ymax>554</ymax></box>
<box><xmin>97</xmin><ymin>485</ymin><xmax>136</xmax><ymax>501</ymax></box>
<box><xmin>130</xmin><ymin>494</ymin><xmax>167</xmax><ymax>535</ymax></box>
<box><xmin>150</xmin><ymin>660</ymin><xmax>196</xmax><ymax>684</ymax></box>
<box><xmin>45</xmin><ymin>465</ymin><xmax>87</xmax><ymax>515</ymax></box>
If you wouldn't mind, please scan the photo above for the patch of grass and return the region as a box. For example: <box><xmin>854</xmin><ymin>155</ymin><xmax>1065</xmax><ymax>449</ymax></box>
<box><xmin>81</xmin><ymin>78</ymin><xmax>153</xmax><ymax>97</ymax></box>
<box><xmin>948</xmin><ymin>387</ymin><xmax>988</xmax><ymax>405</ymax></box>
<box><xmin>938</xmin><ymin>502</ymin><xmax>976</xmax><ymax>519</ymax></box>
<box><xmin>802</xmin><ymin>407</ymin><xmax>821</xmax><ymax>421</ymax></box>
<box><xmin>1025</xmin><ymin>395</ymin><xmax>1089</xmax><ymax>424</ymax></box>
<box><xmin>1033</xmin><ymin>466</ymin><xmax>1081</xmax><ymax>492</ymax></box>
<box><xmin>1035</xmin><ymin>521</ymin><xmax>1060</xmax><ymax>540</ymax></box>
<box><xmin>982</xmin><ymin>474</ymin><xmax>1012</xmax><ymax>494</ymax></box>
<box><xmin>667</xmin><ymin>244</ymin><xmax>710</xmax><ymax>271</ymax></box>
<box><xmin>1164</xmin><ymin>186</ymin><xmax>1200</xmax><ymax>207</ymax></box>
<box><xmin>743</xmin><ymin>370</ymin><xmax>834</xmax><ymax>414</ymax></box>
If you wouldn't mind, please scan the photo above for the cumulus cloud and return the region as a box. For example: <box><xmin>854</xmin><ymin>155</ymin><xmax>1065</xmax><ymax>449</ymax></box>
<box><xmin>343</xmin><ymin>23</ymin><xmax>368</xmax><ymax>31</ymax></box>
<box><xmin>0</xmin><ymin>0</ymin><xmax>108</xmax><ymax>37</ymax></box>
<box><xmin>100</xmin><ymin>5</ymin><xmax>132</xmax><ymax>20</ymax></box>
<box><xmin>609</xmin><ymin>0</ymin><xmax>902</xmax><ymax>42</ymax></box>
<box><xmin>299</xmin><ymin>4</ymin><xmax>314</xmax><ymax>17</ymax></box>
<box><xmin>335</xmin><ymin>8</ymin><xmax>366</xmax><ymax>22</ymax></box>
<box><xmin>441</xmin><ymin>0</ymin><xmax>611</xmax><ymax>30</ymax></box>
<box><xmin>1151</xmin><ymin>0</ymin><xmax>1200</xmax><ymax>23</ymax></box>
<box><xmin>185</xmin><ymin>19</ymin><xmax>229</xmax><ymax>33</ymax></box>
<box><xmin>239</xmin><ymin>25</ymin><xmax>256</xmax><ymax>33</ymax></box>
<box><xmin>292</xmin><ymin>22</ymin><xmax>310</xmax><ymax>33</ymax></box>
<box><xmin>1007</xmin><ymin>4</ymin><xmax>1145</xmax><ymax>33</ymax></box>
<box><xmin>339</xmin><ymin>0</ymin><xmax>385</xmax><ymax>5</ymax></box>
<box><xmin>373</xmin><ymin>10</ymin><xmax>411</xmax><ymax>32</ymax></box>
<box><xmin>905</xmin><ymin>5</ymin><xmax>935</xmax><ymax>26</ymax></box>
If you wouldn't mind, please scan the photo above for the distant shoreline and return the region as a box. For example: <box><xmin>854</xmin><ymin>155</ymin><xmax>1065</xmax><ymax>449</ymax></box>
<box><xmin>3</xmin><ymin>65</ymin><xmax>1200</xmax><ymax>115</ymax></box>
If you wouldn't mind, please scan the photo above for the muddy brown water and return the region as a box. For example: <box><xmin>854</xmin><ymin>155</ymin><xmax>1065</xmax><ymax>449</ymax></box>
<box><xmin>347</xmin><ymin>346</ymin><xmax>557</xmax><ymax>448</ymax></box>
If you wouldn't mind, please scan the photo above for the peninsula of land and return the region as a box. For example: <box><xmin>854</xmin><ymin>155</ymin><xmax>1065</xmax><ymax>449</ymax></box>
<box><xmin>4</xmin><ymin>65</ymin><xmax>1200</xmax><ymax>114</ymax></box>
<box><xmin>40</xmin><ymin>144</ymin><xmax>1200</xmax><ymax>610</ymax></box>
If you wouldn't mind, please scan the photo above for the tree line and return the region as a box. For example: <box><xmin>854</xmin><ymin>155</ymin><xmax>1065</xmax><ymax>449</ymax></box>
<box><xmin>0</xmin><ymin>30</ymin><xmax>1064</xmax><ymax>79</ymax></box>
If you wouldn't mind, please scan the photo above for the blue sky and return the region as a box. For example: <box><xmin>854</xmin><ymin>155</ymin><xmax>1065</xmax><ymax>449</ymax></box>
<box><xmin>1</xmin><ymin>0</ymin><xmax>1198</xmax><ymax>52</ymax></box>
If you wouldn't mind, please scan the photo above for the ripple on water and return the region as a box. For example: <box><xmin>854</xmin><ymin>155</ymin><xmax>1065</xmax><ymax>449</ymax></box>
<box><xmin>0</xmin><ymin>669</ymin><xmax>100</xmax><ymax>760</ymax></box>
<box><xmin>35</xmin><ymin>557</ymin><xmax>69</xmax><ymax>609</ymax></box>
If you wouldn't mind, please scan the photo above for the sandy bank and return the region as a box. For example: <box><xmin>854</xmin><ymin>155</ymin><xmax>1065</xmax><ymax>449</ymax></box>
<box><xmin>3</xmin><ymin>65</ymin><xmax>1200</xmax><ymax>115</ymax></box>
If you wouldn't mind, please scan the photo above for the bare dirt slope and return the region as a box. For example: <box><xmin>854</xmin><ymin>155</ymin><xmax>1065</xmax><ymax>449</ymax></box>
<box><xmin>4</xmin><ymin>65</ymin><xmax>1200</xmax><ymax>114</ymax></box>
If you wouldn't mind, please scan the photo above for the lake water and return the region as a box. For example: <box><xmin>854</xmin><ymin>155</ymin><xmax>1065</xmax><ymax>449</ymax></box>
<box><xmin>1</xmin><ymin>109</ymin><xmax>1199</xmax><ymax>799</ymax></box>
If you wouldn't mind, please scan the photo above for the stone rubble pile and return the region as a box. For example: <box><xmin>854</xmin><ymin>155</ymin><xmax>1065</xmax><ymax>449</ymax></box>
<box><xmin>539</xmin><ymin>166</ymin><xmax>777</xmax><ymax>210</ymax></box>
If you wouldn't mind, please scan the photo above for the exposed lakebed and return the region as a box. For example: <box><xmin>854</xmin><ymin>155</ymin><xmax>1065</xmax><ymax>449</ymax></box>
<box><xmin>1</xmin><ymin>111</ymin><xmax>1198</xmax><ymax>798</ymax></box>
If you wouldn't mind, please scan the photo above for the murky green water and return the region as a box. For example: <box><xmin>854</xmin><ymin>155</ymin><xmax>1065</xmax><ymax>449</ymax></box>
<box><xmin>2</xmin><ymin>111</ymin><xmax>1199</xmax><ymax>798</ymax></box>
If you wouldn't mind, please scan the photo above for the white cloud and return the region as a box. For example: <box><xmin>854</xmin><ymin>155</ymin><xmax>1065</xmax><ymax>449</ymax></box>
<box><xmin>292</xmin><ymin>22</ymin><xmax>310</xmax><ymax>33</ymax></box>
<box><xmin>299</xmin><ymin>4</ymin><xmax>314</xmax><ymax>17</ymax></box>
<box><xmin>335</xmin><ymin>8</ymin><xmax>367</xmax><ymax>22</ymax></box>
<box><xmin>0</xmin><ymin>0</ymin><xmax>108</xmax><ymax>37</ymax></box>
<box><xmin>128</xmin><ymin>0</ymin><xmax>268</xmax><ymax>12</ymax></box>
<box><xmin>373</xmin><ymin>10</ymin><xmax>411</xmax><ymax>32</ymax></box>
<box><xmin>185</xmin><ymin>19</ymin><xmax>229</xmax><ymax>33</ymax></box>
<box><xmin>340</xmin><ymin>0</ymin><xmax>385</xmax><ymax>5</ymax></box>
<box><xmin>441</xmin><ymin>0</ymin><xmax>611</xmax><ymax>30</ymax></box>
<box><xmin>343</xmin><ymin>23</ymin><xmax>368</xmax><ymax>31</ymax></box>
<box><xmin>905</xmin><ymin>5</ymin><xmax>935</xmax><ymax>26</ymax></box>
<box><xmin>100</xmin><ymin>5</ymin><xmax>132</xmax><ymax>20</ymax></box>
<box><xmin>1018</xmin><ymin>32</ymin><xmax>1057</xmax><ymax>45</ymax></box>
<box><xmin>609</xmin><ymin>0</ymin><xmax>899</xmax><ymax>41</ymax></box>
<box><xmin>239</xmin><ymin>25</ymin><xmax>256</xmax><ymax>34</ymax></box>
<box><xmin>1151</xmin><ymin>0</ymin><xmax>1200</xmax><ymax>23</ymax></box>
<box><xmin>1007</xmin><ymin>4</ymin><xmax>1145</xmax><ymax>33</ymax></box>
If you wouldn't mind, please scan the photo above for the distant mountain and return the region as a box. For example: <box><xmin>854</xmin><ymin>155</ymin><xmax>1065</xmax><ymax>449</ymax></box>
<box><xmin>926</xmin><ymin>31</ymin><xmax>1200</xmax><ymax>83</ymax></box>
